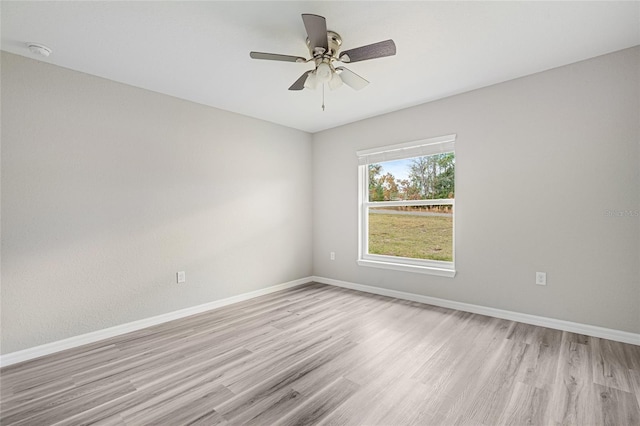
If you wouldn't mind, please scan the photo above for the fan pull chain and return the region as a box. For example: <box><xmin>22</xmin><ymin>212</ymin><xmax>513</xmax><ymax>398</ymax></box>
<box><xmin>322</xmin><ymin>84</ymin><xmax>325</xmax><ymax>111</ymax></box>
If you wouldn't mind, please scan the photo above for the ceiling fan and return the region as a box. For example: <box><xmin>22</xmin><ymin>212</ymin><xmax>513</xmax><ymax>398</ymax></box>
<box><xmin>250</xmin><ymin>14</ymin><xmax>396</xmax><ymax>92</ymax></box>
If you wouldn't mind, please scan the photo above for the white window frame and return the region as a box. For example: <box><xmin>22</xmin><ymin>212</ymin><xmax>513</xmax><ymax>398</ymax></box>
<box><xmin>357</xmin><ymin>134</ymin><xmax>456</xmax><ymax>277</ymax></box>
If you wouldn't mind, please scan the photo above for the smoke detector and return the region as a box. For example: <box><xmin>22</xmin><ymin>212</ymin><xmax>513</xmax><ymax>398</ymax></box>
<box><xmin>26</xmin><ymin>43</ymin><xmax>52</xmax><ymax>57</ymax></box>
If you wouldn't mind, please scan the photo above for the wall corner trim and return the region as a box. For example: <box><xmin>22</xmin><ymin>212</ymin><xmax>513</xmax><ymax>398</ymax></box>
<box><xmin>312</xmin><ymin>276</ymin><xmax>640</xmax><ymax>346</ymax></box>
<box><xmin>0</xmin><ymin>277</ymin><xmax>312</xmax><ymax>368</ymax></box>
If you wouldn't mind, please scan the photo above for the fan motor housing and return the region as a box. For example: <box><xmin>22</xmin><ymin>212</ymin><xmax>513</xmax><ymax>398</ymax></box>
<box><xmin>306</xmin><ymin>31</ymin><xmax>342</xmax><ymax>58</ymax></box>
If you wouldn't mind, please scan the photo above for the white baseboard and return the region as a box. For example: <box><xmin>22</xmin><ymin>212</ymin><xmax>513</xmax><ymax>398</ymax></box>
<box><xmin>0</xmin><ymin>277</ymin><xmax>312</xmax><ymax>368</ymax></box>
<box><xmin>312</xmin><ymin>276</ymin><xmax>640</xmax><ymax>346</ymax></box>
<box><xmin>3</xmin><ymin>274</ymin><xmax>637</xmax><ymax>367</ymax></box>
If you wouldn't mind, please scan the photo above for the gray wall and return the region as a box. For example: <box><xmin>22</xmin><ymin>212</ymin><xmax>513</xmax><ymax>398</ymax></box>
<box><xmin>1</xmin><ymin>52</ymin><xmax>313</xmax><ymax>354</ymax></box>
<box><xmin>312</xmin><ymin>47</ymin><xmax>640</xmax><ymax>333</ymax></box>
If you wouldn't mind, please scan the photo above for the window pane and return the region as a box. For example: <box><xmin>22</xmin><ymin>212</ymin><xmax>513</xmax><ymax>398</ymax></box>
<box><xmin>368</xmin><ymin>153</ymin><xmax>454</xmax><ymax>201</ymax></box>
<box><xmin>368</xmin><ymin>205</ymin><xmax>453</xmax><ymax>261</ymax></box>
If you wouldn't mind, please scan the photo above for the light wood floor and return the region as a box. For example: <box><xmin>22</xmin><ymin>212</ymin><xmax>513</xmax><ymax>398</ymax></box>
<box><xmin>1</xmin><ymin>282</ymin><xmax>639</xmax><ymax>425</ymax></box>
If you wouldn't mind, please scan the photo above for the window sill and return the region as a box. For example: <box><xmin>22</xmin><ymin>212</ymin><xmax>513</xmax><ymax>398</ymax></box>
<box><xmin>357</xmin><ymin>259</ymin><xmax>456</xmax><ymax>278</ymax></box>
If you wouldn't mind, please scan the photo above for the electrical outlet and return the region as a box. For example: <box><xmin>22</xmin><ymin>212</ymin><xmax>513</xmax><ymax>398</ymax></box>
<box><xmin>177</xmin><ymin>271</ymin><xmax>186</xmax><ymax>283</ymax></box>
<box><xmin>330</xmin><ymin>252</ymin><xmax>335</xmax><ymax>261</ymax></box>
<box><xmin>535</xmin><ymin>272</ymin><xmax>546</xmax><ymax>286</ymax></box>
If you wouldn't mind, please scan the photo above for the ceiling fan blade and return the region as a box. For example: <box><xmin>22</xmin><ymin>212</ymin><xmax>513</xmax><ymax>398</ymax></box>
<box><xmin>250</xmin><ymin>52</ymin><xmax>306</xmax><ymax>62</ymax></box>
<box><xmin>335</xmin><ymin>67</ymin><xmax>369</xmax><ymax>90</ymax></box>
<box><xmin>339</xmin><ymin>39</ymin><xmax>396</xmax><ymax>63</ymax></box>
<box><xmin>289</xmin><ymin>70</ymin><xmax>313</xmax><ymax>91</ymax></box>
<box><xmin>302</xmin><ymin>14</ymin><xmax>328</xmax><ymax>52</ymax></box>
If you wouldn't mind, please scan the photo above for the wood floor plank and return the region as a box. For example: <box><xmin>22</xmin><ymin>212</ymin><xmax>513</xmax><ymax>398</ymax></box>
<box><xmin>7</xmin><ymin>380</ymin><xmax>136</xmax><ymax>426</ymax></box>
<box><xmin>2</xmin><ymin>282</ymin><xmax>639</xmax><ymax>425</ymax></box>
<box><xmin>410</xmin><ymin>317</ymin><xmax>515</xmax><ymax>423</ymax></box>
<box><xmin>548</xmin><ymin>333</ymin><xmax>596</xmax><ymax>425</ymax></box>
<box><xmin>1</xmin><ymin>345</ymin><xmax>121</xmax><ymax>397</ymax></box>
<box><xmin>447</xmin><ymin>337</ymin><xmax>529</xmax><ymax>425</ymax></box>
<box><xmin>214</xmin><ymin>337</ymin><xmax>357</xmax><ymax>424</ymax></box>
<box><xmin>223</xmin><ymin>330</ymin><xmax>350</xmax><ymax>394</ymax></box>
<box><xmin>630</xmin><ymin>369</ymin><xmax>640</xmax><ymax>410</ymax></box>
<box><xmin>410</xmin><ymin>312</ymin><xmax>491</xmax><ymax>385</ymax></box>
<box><xmin>516</xmin><ymin>326</ymin><xmax>563</xmax><ymax>388</ymax></box>
<box><xmin>121</xmin><ymin>383</ymin><xmax>233</xmax><ymax>425</ymax></box>
<box><xmin>496</xmin><ymin>381</ymin><xmax>550</xmax><ymax>425</ymax></box>
<box><xmin>52</xmin><ymin>388</ymin><xmax>158</xmax><ymax>426</ymax></box>
<box><xmin>276</xmin><ymin>377</ymin><xmax>359</xmax><ymax>426</ymax></box>
<box><xmin>129</xmin><ymin>345</ymin><xmax>252</xmax><ymax>391</ymax></box>
<box><xmin>592</xmin><ymin>337</ymin><xmax>634</xmax><ymax>393</ymax></box>
<box><xmin>593</xmin><ymin>383</ymin><xmax>640</xmax><ymax>425</ymax></box>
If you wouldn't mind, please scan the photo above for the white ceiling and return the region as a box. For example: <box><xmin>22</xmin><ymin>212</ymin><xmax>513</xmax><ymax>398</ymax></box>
<box><xmin>2</xmin><ymin>1</ymin><xmax>639</xmax><ymax>133</ymax></box>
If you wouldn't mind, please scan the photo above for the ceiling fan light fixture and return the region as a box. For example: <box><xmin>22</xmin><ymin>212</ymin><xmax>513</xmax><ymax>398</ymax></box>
<box><xmin>315</xmin><ymin>62</ymin><xmax>332</xmax><ymax>84</ymax></box>
<box><xmin>328</xmin><ymin>71</ymin><xmax>343</xmax><ymax>90</ymax></box>
<box><xmin>303</xmin><ymin>71</ymin><xmax>318</xmax><ymax>90</ymax></box>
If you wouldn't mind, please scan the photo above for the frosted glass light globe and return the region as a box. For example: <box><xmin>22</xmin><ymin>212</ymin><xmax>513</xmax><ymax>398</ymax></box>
<box><xmin>316</xmin><ymin>63</ymin><xmax>332</xmax><ymax>84</ymax></box>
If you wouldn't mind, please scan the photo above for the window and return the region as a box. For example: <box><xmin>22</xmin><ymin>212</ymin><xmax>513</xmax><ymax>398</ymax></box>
<box><xmin>357</xmin><ymin>134</ymin><xmax>456</xmax><ymax>277</ymax></box>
